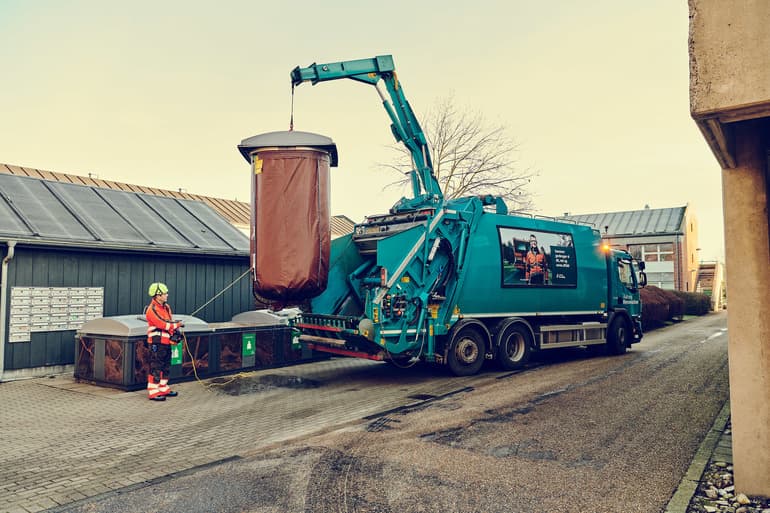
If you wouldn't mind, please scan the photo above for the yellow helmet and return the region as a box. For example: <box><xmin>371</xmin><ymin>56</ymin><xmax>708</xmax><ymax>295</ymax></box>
<box><xmin>148</xmin><ymin>282</ymin><xmax>169</xmax><ymax>297</ymax></box>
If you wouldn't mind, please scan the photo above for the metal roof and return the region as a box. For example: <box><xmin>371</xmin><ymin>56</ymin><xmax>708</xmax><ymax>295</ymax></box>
<box><xmin>1</xmin><ymin>163</ymin><xmax>356</xmax><ymax>237</ymax></box>
<box><xmin>563</xmin><ymin>206</ymin><xmax>686</xmax><ymax>237</ymax></box>
<box><xmin>1</xmin><ymin>163</ymin><xmax>250</xmax><ymax>229</ymax></box>
<box><xmin>331</xmin><ymin>215</ymin><xmax>355</xmax><ymax>237</ymax></box>
<box><xmin>0</xmin><ymin>173</ymin><xmax>249</xmax><ymax>255</ymax></box>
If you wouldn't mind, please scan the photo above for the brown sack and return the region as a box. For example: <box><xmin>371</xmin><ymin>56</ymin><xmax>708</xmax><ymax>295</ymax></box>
<box><xmin>251</xmin><ymin>149</ymin><xmax>330</xmax><ymax>303</ymax></box>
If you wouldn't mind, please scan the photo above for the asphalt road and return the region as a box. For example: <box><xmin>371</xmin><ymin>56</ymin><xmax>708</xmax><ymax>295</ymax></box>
<box><xmin>63</xmin><ymin>311</ymin><xmax>729</xmax><ymax>513</ymax></box>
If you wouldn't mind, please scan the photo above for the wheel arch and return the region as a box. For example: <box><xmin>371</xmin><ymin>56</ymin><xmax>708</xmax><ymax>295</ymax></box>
<box><xmin>608</xmin><ymin>309</ymin><xmax>632</xmax><ymax>331</ymax></box>
<box><xmin>442</xmin><ymin>318</ymin><xmax>491</xmax><ymax>360</ymax></box>
<box><xmin>492</xmin><ymin>317</ymin><xmax>536</xmax><ymax>350</ymax></box>
<box><xmin>607</xmin><ymin>308</ymin><xmax>633</xmax><ymax>354</ymax></box>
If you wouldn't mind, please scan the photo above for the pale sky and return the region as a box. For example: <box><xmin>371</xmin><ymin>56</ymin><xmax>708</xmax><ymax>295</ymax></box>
<box><xmin>0</xmin><ymin>1</ymin><xmax>725</xmax><ymax>261</ymax></box>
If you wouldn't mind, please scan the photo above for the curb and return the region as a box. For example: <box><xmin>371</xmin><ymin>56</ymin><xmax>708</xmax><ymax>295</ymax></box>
<box><xmin>664</xmin><ymin>399</ymin><xmax>732</xmax><ymax>513</ymax></box>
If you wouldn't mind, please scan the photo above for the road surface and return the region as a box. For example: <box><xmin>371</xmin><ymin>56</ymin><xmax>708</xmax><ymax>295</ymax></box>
<box><xmin>60</xmin><ymin>311</ymin><xmax>729</xmax><ymax>513</ymax></box>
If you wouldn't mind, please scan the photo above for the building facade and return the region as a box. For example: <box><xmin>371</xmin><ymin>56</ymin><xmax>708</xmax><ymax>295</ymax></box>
<box><xmin>564</xmin><ymin>205</ymin><xmax>700</xmax><ymax>292</ymax></box>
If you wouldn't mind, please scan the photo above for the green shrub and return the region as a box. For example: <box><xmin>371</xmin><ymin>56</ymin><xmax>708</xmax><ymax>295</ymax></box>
<box><xmin>672</xmin><ymin>290</ymin><xmax>712</xmax><ymax>315</ymax></box>
<box><xmin>639</xmin><ymin>286</ymin><xmax>711</xmax><ymax>331</ymax></box>
<box><xmin>640</xmin><ymin>286</ymin><xmax>670</xmax><ymax>330</ymax></box>
<box><xmin>659</xmin><ymin>288</ymin><xmax>685</xmax><ymax>320</ymax></box>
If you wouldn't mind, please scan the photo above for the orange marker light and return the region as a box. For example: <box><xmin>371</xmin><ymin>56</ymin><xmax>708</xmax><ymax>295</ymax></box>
<box><xmin>601</xmin><ymin>244</ymin><xmax>611</xmax><ymax>253</ymax></box>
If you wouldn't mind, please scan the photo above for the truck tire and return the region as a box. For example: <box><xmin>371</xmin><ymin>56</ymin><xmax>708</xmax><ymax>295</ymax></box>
<box><xmin>495</xmin><ymin>321</ymin><xmax>532</xmax><ymax>371</ymax></box>
<box><xmin>447</xmin><ymin>325</ymin><xmax>487</xmax><ymax>376</ymax></box>
<box><xmin>606</xmin><ymin>316</ymin><xmax>629</xmax><ymax>355</ymax></box>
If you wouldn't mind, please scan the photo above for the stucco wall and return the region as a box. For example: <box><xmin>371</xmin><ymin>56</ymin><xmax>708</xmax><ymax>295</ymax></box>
<box><xmin>682</xmin><ymin>208</ymin><xmax>700</xmax><ymax>291</ymax></box>
<box><xmin>722</xmin><ymin>122</ymin><xmax>770</xmax><ymax>495</ymax></box>
<box><xmin>689</xmin><ymin>0</ymin><xmax>770</xmax><ymax>117</ymax></box>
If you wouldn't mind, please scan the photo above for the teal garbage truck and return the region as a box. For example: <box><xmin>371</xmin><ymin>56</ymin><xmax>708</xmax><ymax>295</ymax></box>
<box><xmin>283</xmin><ymin>56</ymin><xmax>647</xmax><ymax>376</ymax></box>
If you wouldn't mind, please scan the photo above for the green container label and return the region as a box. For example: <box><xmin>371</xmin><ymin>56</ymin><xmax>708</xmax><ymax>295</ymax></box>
<box><xmin>242</xmin><ymin>333</ymin><xmax>256</xmax><ymax>357</ymax></box>
<box><xmin>170</xmin><ymin>343</ymin><xmax>183</xmax><ymax>366</ymax></box>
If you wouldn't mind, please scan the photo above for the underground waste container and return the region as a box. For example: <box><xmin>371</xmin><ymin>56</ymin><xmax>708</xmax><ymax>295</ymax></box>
<box><xmin>229</xmin><ymin>309</ymin><xmax>318</xmax><ymax>367</ymax></box>
<box><xmin>75</xmin><ymin>314</ymin><xmax>210</xmax><ymax>390</ymax></box>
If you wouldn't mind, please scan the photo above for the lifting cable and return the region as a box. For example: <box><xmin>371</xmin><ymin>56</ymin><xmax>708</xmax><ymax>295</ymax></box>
<box><xmin>189</xmin><ymin>266</ymin><xmax>253</xmax><ymax>317</ymax></box>
<box><xmin>289</xmin><ymin>82</ymin><xmax>295</xmax><ymax>131</ymax></box>
<box><xmin>179</xmin><ymin>266</ymin><xmax>256</xmax><ymax>390</ymax></box>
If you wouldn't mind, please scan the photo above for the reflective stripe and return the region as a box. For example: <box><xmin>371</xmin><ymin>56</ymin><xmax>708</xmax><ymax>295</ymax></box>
<box><xmin>146</xmin><ymin>300</ymin><xmax>177</xmax><ymax>344</ymax></box>
<box><xmin>147</xmin><ymin>380</ymin><xmax>162</xmax><ymax>399</ymax></box>
<box><xmin>146</xmin><ymin>330</ymin><xmax>171</xmax><ymax>345</ymax></box>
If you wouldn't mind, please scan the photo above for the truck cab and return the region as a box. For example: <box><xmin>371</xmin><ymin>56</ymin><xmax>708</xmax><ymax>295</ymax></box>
<box><xmin>606</xmin><ymin>248</ymin><xmax>645</xmax><ymax>353</ymax></box>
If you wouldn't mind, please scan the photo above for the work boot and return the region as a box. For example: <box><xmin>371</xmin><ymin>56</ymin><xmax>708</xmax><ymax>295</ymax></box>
<box><xmin>149</xmin><ymin>395</ymin><xmax>166</xmax><ymax>401</ymax></box>
<box><xmin>165</xmin><ymin>391</ymin><xmax>178</xmax><ymax>397</ymax></box>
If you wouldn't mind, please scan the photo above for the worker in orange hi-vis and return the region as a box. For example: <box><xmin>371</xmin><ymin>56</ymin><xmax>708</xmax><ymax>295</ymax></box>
<box><xmin>525</xmin><ymin>235</ymin><xmax>547</xmax><ymax>285</ymax></box>
<box><xmin>144</xmin><ymin>282</ymin><xmax>184</xmax><ymax>402</ymax></box>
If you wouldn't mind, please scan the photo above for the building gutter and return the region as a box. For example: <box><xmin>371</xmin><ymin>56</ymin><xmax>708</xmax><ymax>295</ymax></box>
<box><xmin>0</xmin><ymin>240</ymin><xmax>16</xmax><ymax>382</ymax></box>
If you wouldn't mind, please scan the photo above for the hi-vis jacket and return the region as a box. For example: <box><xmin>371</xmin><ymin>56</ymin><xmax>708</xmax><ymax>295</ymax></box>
<box><xmin>146</xmin><ymin>298</ymin><xmax>182</xmax><ymax>345</ymax></box>
<box><xmin>525</xmin><ymin>250</ymin><xmax>546</xmax><ymax>279</ymax></box>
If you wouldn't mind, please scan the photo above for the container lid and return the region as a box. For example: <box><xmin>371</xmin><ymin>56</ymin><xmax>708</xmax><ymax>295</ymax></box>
<box><xmin>77</xmin><ymin>314</ymin><xmax>209</xmax><ymax>337</ymax></box>
<box><xmin>237</xmin><ymin>130</ymin><xmax>338</xmax><ymax>167</ymax></box>
<box><xmin>230</xmin><ymin>308</ymin><xmax>300</xmax><ymax>326</ymax></box>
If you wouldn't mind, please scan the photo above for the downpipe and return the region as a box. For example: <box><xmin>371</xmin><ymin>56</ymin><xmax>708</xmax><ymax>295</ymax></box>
<box><xmin>0</xmin><ymin>240</ymin><xmax>16</xmax><ymax>382</ymax></box>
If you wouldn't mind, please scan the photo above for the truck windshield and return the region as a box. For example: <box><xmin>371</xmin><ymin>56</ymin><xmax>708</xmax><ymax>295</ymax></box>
<box><xmin>617</xmin><ymin>258</ymin><xmax>636</xmax><ymax>290</ymax></box>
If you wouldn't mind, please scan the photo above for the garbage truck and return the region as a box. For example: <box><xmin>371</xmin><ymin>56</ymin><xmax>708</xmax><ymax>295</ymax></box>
<box><xmin>249</xmin><ymin>55</ymin><xmax>647</xmax><ymax>376</ymax></box>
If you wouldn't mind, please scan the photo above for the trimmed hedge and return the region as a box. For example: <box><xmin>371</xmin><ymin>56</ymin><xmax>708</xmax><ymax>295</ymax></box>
<box><xmin>671</xmin><ymin>290</ymin><xmax>712</xmax><ymax>316</ymax></box>
<box><xmin>640</xmin><ymin>285</ymin><xmax>684</xmax><ymax>330</ymax></box>
<box><xmin>639</xmin><ymin>285</ymin><xmax>711</xmax><ymax>330</ymax></box>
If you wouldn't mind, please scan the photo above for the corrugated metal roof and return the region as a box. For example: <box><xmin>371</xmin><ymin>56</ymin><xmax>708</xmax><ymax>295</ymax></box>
<box><xmin>563</xmin><ymin>206</ymin><xmax>686</xmax><ymax>236</ymax></box>
<box><xmin>0</xmin><ymin>163</ymin><xmax>251</xmax><ymax>229</ymax></box>
<box><xmin>331</xmin><ymin>215</ymin><xmax>355</xmax><ymax>237</ymax></box>
<box><xmin>0</xmin><ymin>162</ymin><xmax>362</xmax><ymax>241</ymax></box>
<box><xmin>0</xmin><ymin>174</ymin><xmax>248</xmax><ymax>255</ymax></box>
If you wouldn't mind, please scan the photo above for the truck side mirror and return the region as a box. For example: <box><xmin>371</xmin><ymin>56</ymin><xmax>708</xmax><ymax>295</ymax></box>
<box><xmin>638</xmin><ymin>271</ymin><xmax>647</xmax><ymax>288</ymax></box>
<box><xmin>638</xmin><ymin>261</ymin><xmax>646</xmax><ymax>271</ymax></box>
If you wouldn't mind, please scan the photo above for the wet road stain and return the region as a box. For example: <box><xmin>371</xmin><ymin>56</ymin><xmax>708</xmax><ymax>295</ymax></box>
<box><xmin>210</xmin><ymin>374</ymin><xmax>322</xmax><ymax>396</ymax></box>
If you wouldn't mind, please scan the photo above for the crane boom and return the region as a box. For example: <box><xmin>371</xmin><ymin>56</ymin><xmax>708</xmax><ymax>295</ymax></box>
<box><xmin>290</xmin><ymin>55</ymin><xmax>443</xmax><ymax>211</ymax></box>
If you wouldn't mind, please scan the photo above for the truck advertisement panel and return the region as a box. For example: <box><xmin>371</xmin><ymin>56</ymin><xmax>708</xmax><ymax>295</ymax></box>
<box><xmin>499</xmin><ymin>227</ymin><xmax>577</xmax><ymax>287</ymax></box>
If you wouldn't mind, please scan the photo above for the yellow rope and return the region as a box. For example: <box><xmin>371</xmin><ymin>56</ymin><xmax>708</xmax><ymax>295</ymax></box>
<box><xmin>176</xmin><ymin>266</ymin><xmax>255</xmax><ymax>390</ymax></box>
<box><xmin>181</xmin><ymin>332</ymin><xmax>250</xmax><ymax>391</ymax></box>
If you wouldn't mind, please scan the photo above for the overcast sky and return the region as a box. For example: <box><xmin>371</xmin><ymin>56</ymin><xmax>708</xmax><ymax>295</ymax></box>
<box><xmin>0</xmin><ymin>1</ymin><xmax>725</xmax><ymax>261</ymax></box>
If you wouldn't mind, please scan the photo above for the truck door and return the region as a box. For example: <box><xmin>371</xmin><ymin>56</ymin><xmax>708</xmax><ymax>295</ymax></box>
<box><xmin>611</xmin><ymin>256</ymin><xmax>642</xmax><ymax>317</ymax></box>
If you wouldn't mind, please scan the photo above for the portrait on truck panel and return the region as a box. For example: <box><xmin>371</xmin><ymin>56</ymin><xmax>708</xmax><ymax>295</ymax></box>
<box><xmin>499</xmin><ymin>227</ymin><xmax>575</xmax><ymax>287</ymax></box>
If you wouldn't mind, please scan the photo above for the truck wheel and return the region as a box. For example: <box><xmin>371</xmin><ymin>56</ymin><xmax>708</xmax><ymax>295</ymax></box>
<box><xmin>607</xmin><ymin>317</ymin><xmax>629</xmax><ymax>355</ymax></box>
<box><xmin>495</xmin><ymin>322</ymin><xmax>532</xmax><ymax>371</ymax></box>
<box><xmin>447</xmin><ymin>326</ymin><xmax>487</xmax><ymax>376</ymax></box>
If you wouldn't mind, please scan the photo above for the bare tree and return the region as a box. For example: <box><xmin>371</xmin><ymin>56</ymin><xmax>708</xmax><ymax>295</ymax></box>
<box><xmin>382</xmin><ymin>95</ymin><xmax>536</xmax><ymax>213</ymax></box>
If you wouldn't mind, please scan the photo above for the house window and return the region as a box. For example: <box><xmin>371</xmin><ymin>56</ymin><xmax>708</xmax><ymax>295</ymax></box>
<box><xmin>645</xmin><ymin>272</ymin><xmax>675</xmax><ymax>289</ymax></box>
<box><xmin>628</xmin><ymin>243</ymin><xmax>674</xmax><ymax>262</ymax></box>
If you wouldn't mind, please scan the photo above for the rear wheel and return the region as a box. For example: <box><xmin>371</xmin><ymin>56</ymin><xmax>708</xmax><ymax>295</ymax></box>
<box><xmin>495</xmin><ymin>321</ymin><xmax>532</xmax><ymax>371</ymax></box>
<box><xmin>447</xmin><ymin>326</ymin><xmax>487</xmax><ymax>376</ymax></box>
<box><xmin>606</xmin><ymin>317</ymin><xmax>629</xmax><ymax>355</ymax></box>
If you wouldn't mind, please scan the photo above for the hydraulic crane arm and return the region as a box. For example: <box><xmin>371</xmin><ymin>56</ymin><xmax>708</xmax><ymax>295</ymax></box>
<box><xmin>291</xmin><ymin>55</ymin><xmax>443</xmax><ymax>210</ymax></box>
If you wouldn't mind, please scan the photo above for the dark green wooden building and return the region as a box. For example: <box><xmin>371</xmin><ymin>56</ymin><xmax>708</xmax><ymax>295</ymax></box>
<box><xmin>0</xmin><ymin>174</ymin><xmax>253</xmax><ymax>381</ymax></box>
